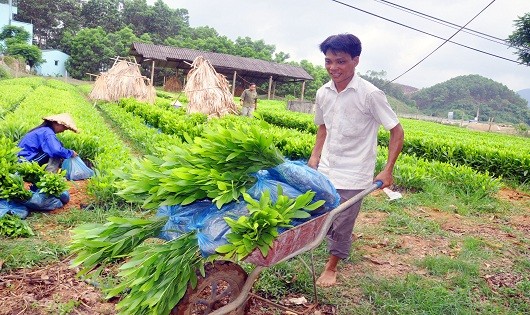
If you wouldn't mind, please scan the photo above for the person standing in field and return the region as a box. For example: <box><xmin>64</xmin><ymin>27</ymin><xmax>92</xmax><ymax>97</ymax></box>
<box><xmin>17</xmin><ymin>113</ymin><xmax>79</xmax><ymax>173</ymax></box>
<box><xmin>308</xmin><ymin>33</ymin><xmax>404</xmax><ymax>287</ymax></box>
<box><xmin>240</xmin><ymin>83</ymin><xmax>258</xmax><ymax>117</ymax></box>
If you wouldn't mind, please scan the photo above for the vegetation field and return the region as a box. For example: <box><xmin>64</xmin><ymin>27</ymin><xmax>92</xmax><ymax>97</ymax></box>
<box><xmin>0</xmin><ymin>77</ymin><xmax>529</xmax><ymax>315</ymax></box>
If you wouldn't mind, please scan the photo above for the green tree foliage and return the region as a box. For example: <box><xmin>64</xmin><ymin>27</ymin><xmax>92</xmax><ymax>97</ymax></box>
<box><xmin>107</xmin><ymin>26</ymin><xmax>140</xmax><ymax>57</ymax></box>
<box><xmin>0</xmin><ymin>25</ymin><xmax>43</xmax><ymax>68</ymax></box>
<box><xmin>508</xmin><ymin>12</ymin><xmax>530</xmax><ymax>65</ymax></box>
<box><xmin>165</xmin><ymin>26</ymin><xmax>235</xmax><ymax>54</ymax></box>
<box><xmin>15</xmin><ymin>0</ymin><xmax>82</xmax><ymax>48</ymax></box>
<box><xmin>234</xmin><ymin>36</ymin><xmax>276</xmax><ymax>61</ymax></box>
<box><xmin>412</xmin><ymin>74</ymin><xmax>530</xmax><ymax>124</ymax></box>
<box><xmin>147</xmin><ymin>0</ymin><xmax>189</xmax><ymax>43</ymax></box>
<box><xmin>122</xmin><ymin>0</ymin><xmax>151</xmax><ymax>36</ymax></box>
<box><xmin>80</xmin><ymin>0</ymin><xmax>124</xmax><ymax>33</ymax></box>
<box><xmin>6</xmin><ymin>43</ymin><xmax>43</xmax><ymax>67</ymax></box>
<box><xmin>361</xmin><ymin>70</ymin><xmax>416</xmax><ymax>108</ymax></box>
<box><xmin>63</xmin><ymin>27</ymin><xmax>113</xmax><ymax>79</ymax></box>
<box><xmin>0</xmin><ymin>25</ymin><xmax>31</xmax><ymax>43</ymax></box>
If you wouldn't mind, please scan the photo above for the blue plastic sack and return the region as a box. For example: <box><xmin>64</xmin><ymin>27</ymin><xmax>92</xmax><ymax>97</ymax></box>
<box><xmin>61</xmin><ymin>156</ymin><xmax>95</xmax><ymax>181</ymax></box>
<box><xmin>23</xmin><ymin>190</ymin><xmax>63</xmax><ymax>211</ymax></box>
<box><xmin>59</xmin><ymin>191</ymin><xmax>70</xmax><ymax>204</ymax></box>
<box><xmin>0</xmin><ymin>199</ymin><xmax>29</xmax><ymax>219</ymax></box>
<box><xmin>267</xmin><ymin>160</ymin><xmax>340</xmax><ymax>214</ymax></box>
<box><xmin>247</xmin><ymin>170</ymin><xmax>304</xmax><ymax>202</ymax></box>
<box><xmin>157</xmin><ymin>200</ymin><xmax>249</xmax><ymax>257</ymax></box>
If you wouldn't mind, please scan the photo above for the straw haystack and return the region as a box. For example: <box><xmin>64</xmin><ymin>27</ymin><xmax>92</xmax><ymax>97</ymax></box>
<box><xmin>89</xmin><ymin>58</ymin><xmax>156</xmax><ymax>104</ymax></box>
<box><xmin>163</xmin><ymin>76</ymin><xmax>182</xmax><ymax>92</ymax></box>
<box><xmin>184</xmin><ymin>56</ymin><xmax>238</xmax><ymax>117</ymax></box>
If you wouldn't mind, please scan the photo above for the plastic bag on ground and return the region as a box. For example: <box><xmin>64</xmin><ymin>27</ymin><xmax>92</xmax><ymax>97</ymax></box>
<box><xmin>61</xmin><ymin>156</ymin><xmax>95</xmax><ymax>181</ymax></box>
<box><xmin>23</xmin><ymin>190</ymin><xmax>63</xmax><ymax>211</ymax></box>
<box><xmin>0</xmin><ymin>199</ymin><xmax>29</xmax><ymax>219</ymax></box>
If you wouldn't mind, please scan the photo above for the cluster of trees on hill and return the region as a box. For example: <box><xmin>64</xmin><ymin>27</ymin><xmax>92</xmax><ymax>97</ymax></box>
<box><xmin>412</xmin><ymin>75</ymin><xmax>530</xmax><ymax>125</ymax></box>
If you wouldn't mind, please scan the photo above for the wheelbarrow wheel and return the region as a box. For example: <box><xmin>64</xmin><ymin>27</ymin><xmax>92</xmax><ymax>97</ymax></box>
<box><xmin>172</xmin><ymin>260</ymin><xmax>248</xmax><ymax>315</ymax></box>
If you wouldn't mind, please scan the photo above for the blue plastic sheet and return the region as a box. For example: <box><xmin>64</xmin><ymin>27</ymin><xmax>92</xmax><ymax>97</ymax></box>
<box><xmin>247</xmin><ymin>170</ymin><xmax>304</xmax><ymax>202</ymax></box>
<box><xmin>23</xmin><ymin>190</ymin><xmax>64</xmax><ymax>211</ymax></box>
<box><xmin>267</xmin><ymin>160</ymin><xmax>340</xmax><ymax>214</ymax></box>
<box><xmin>61</xmin><ymin>156</ymin><xmax>95</xmax><ymax>181</ymax></box>
<box><xmin>157</xmin><ymin>200</ymin><xmax>249</xmax><ymax>257</ymax></box>
<box><xmin>0</xmin><ymin>199</ymin><xmax>29</xmax><ymax>219</ymax></box>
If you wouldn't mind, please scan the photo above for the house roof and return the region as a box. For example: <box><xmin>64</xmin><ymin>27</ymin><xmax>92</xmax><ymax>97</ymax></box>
<box><xmin>129</xmin><ymin>42</ymin><xmax>313</xmax><ymax>83</ymax></box>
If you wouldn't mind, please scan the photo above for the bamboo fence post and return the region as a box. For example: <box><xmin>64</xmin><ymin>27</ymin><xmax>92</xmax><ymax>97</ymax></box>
<box><xmin>301</xmin><ymin>80</ymin><xmax>306</xmax><ymax>101</ymax></box>
<box><xmin>267</xmin><ymin>75</ymin><xmax>273</xmax><ymax>100</ymax></box>
<box><xmin>232</xmin><ymin>70</ymin><xmax>237</xmax><ymax>96</ymax></box>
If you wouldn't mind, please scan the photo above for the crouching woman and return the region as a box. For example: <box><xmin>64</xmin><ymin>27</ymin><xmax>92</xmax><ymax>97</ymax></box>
<box><xmin>17</xmin><ymin>113</ymin><xmax>78</xmax><ymax>173</ymax></box>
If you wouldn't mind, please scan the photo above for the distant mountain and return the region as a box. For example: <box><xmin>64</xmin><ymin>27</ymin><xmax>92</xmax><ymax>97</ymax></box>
<box><xmin>411</xmin><ymin>75</ymin><xmax>530</xmax><ymax>125</ymax></box>
<box><xmin>517</xmin><ymin>89</ymin><xmax>530</xmax><ymax>108</ymax></box>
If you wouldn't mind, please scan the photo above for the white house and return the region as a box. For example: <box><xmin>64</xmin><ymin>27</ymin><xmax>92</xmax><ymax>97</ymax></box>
<box><xmin>0</xmin><ymin>0</ymin><xmax>33</xmax><ymax>46</ymax></box>
<box><xmin>1</xmin><ymin>0</ymin><xmax>70</xmax><ymax>76</ymax></box>
<box><xmin>36</xmin><ymin>49</ymin><xmax>69</xmax><ymax>77</ymax></box>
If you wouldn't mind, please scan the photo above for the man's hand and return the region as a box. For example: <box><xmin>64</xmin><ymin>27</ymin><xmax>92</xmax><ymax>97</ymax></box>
<box><xmin>307</xmin><ymin>155</ymin><xmax>320</xmax><ymax>169</ymax></box>
<box><xmin>374</xmin><ymin>169</ymin><xmax>393</xmax><ymax>189</ymax></box>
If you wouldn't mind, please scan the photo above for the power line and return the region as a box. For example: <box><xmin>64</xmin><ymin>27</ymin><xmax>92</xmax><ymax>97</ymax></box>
<box><xmin>373</xmin><ymin>0</ymin><xmax>511</xmax><ymax>47</ymax></box>
<box><xmin>329</xmin><ymin>0</ymin><xmax>523</xmax><ymax>65</ymax></box>
<box><xmin>386</xmin><ymin>0</ymin><xmax>498</xmax><ymax>84</ymax></box>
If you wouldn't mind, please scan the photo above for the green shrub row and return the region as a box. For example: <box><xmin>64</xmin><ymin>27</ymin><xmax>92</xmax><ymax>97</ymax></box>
<box><xmin>96</xmin><ymin>102</ymin><xmax>182</xmax><ymax>155</ymax></box>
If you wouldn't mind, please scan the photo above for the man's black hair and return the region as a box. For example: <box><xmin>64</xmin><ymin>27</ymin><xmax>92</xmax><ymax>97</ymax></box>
<box><xmin>319</xmin><ymin>34</ymin><xmax>362</xmax><ymax>58</ymax></box>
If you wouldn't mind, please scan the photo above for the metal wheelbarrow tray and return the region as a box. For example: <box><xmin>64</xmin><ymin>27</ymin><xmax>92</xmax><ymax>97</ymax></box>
<box><xmin>172</xmin><ymin>182</ymin><xmax>382</xmax><ymax>315</ymax></box>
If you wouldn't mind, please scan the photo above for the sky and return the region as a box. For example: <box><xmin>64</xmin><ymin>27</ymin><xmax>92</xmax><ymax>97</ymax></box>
<box><xmin>157</xmin><ymin>0</ymin><xmax>529</xmax><ymax>92</ymax></box>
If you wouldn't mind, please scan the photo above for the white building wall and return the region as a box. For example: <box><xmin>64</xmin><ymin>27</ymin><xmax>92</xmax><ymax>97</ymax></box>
<box><xmin>36</xmin><ymin>50</ymin><xmax>70</xmax><ymax>77</ymax></box>
<box><xmin>0</xmin><ymin>2</ymin><xmax>33</xmax><ymax>45</ymax></box>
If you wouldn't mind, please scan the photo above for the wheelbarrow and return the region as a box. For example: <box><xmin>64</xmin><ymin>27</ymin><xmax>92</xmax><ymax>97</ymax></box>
<box><xmin>171</xmin><ymin>181</ymin><xmax>383</xmax><ymax>315</ymax></box>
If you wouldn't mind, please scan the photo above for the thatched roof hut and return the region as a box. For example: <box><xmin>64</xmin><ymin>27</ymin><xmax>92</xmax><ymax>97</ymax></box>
<box><xmin>89</xmin><ymin>58</ymin><xmax>156</xmax><ymax>104</ymax></box>
<box><xmin>184</xmin><ymin>56</ymin><xmax>238</xmax><ymax>117</ymax></box>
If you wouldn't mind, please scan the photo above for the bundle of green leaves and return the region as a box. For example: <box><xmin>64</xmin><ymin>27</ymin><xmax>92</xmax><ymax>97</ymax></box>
<box><xmin>115</xmin><ymin>122</ymin><xmax>285</xmax><ymax>209</ymax></box>
<box><xmin>0</xmin><ymin>214</ymin><xmax>34</xmax><ymax>237</ymax></box>
<box><xmin>0</xmin><ymin>138</ymin><xmax>32</xmax><ymax>201</ymax></box>
<box><xmin>16</xmin><ymin>160</ymin><xmax>46</xmax><ymax>184</ymax></box>
<box><xmin>35</xmin><ymin>171</ymin><xmax>68</xmax><ymax>197</ymax></box>
<box><xmin>69</xmin><ymin>216</ymin><xmax>168</xmax><ymax>278</ymax></box>
<box><xmin>216</xmin><ymin>186</ymin><xmax>325</xmax><ymax>261</ymax></box>
<box><xmin>105</xmin><ymin>232</ymin><xmax>203</xmax><ymax>315</ymax></box>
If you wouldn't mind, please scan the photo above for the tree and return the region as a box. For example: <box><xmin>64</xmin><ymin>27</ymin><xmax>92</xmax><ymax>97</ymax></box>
<box><xmin>149</xmin><ymin>0</ymin><xmax>188</xmax><ymax>43</ymax></box>
<box><xmin>0</xmin><ymin>25</ymin><xmax>31</xmax><ymax>43</ymax></box>
<box><xmin>6</xmin><ymin>43</ymin><xmax>43</xmax><ymax>67</ymax></box>
<box><xmin>508</xmin><ymin>12</ymin><xmax>530</xmax><ymax>65</ymax></box>
<box><xmin>63</xmin><ymin>27</ymin><xmax>113</xmax><ymax>79</ymax></box>
<box><xmin>16</xmin><ymin>0</ymin><xmax>82</xmax><ymax>48</ymax></box>
<box><xmin>107</xmin><ymin>26</ymin><xmax>140</xmax><ymax>57</ymax></box>
<box><xmin>0</xmin><ymin>25</ymin><xmax>43</xmax><ymax>68</ymax></box>
<box><xmin>122</xmin><ymin>0</ymin><xmax>151</xmax><ymax>36</ymax></box>
<box><xmin>80</xmin><ymin>0</ymin><xmax>124</xmax><ymax>33</ymax></box>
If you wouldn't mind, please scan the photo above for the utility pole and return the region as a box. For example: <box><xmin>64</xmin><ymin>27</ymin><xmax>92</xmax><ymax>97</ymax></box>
<box><xmin>8</xmin><ymin>0</ymin><xmax>13</xmax><ymax>25</ymax></box>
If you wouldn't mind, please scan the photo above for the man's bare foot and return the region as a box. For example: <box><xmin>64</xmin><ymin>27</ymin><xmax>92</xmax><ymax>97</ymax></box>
<box><xmin>316</xmin><ymin>268</ymin><xmax>337</xmax><ymax>287</ymax></box>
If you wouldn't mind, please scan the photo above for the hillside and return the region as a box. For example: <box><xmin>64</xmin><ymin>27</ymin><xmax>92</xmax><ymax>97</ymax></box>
<box><xmin>411</xmin><ymin>75</ymin><xmax>530</xmax><ymax>125</ymax></box>
<box><xmin>518</xmin><ymin>88</ymin><xmax>530</xmax><ymax>108</ymax></box>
